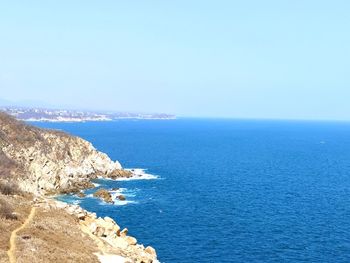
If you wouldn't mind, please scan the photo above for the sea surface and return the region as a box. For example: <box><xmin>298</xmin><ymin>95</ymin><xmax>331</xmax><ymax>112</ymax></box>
<box><xmin>34</xmin><ymin>119</ymin><xmax>350</xmax><ymax>263</ymax></box>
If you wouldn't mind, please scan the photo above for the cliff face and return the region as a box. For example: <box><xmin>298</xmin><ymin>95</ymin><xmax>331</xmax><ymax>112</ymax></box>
<box><xmin>0</xmin><ymin>112</ymin><xmax>159</xmax><ymax>263</ymax></box>
<box><xmin>0</xmin><ymin>112</ymin><xmax>127</xmax><ymax>194</ymax></box>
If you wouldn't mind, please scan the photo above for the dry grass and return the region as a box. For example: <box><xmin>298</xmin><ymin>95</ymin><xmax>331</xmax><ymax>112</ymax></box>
<box><xmin>0</xmin><ymin>111</ymin><xmax>71</xmax><ymax>146</ymax></box>
<box><xmin>0</xmin><ymin>111</ymin><xmax>91</xmax><ymax>170</ymax></box>
<box><xmin>0</xmin><ymin>194</ymin><xmax>31</xmax><ymax>263</ymax></box>
<box><xmin>0</xmin><ymin>112</ymin><xmax>103</xmax><ymax>261</ymax></box>
<box><xmin>0</xmin><ymin>151</ymin><xmax>20</xmax><ymax>180</ymax></box>
<box><xmin>0</xmin><ymin>193</ymin><xmax>100</xmax><ymax>263</ymax></box>
<box><xmin>0</xmin><ymin>181</ymin><xmax>21</xmax><ymax>196</ymax></box>
<box><xmin>15</xmin><ymin>207</ymin><xmax>99</xmax><ymax>263</ymax></box>
<box><xmin>0</xmin><ymin>198</ymin><xmax>17</xmax><ymax>220</ymax></box>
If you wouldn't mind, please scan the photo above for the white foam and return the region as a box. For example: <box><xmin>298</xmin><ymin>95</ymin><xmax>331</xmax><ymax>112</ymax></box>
<box><xmin>110</xmin><ymin>191</ymin><xmax>123</xmax><ymax>200</ymax></box>
<box><xmin>110</xmin><ymin>187</ymin><xmax>127</xmax><ymax>193</ymax></box>
<box><xmin>112</xmin><ymin>192</ymin><xmax>136</xmax><ymax>198</ymax></box>
<box><xmin>114</xmin><ymin>200</ymin><xmax>138</xmax><ymax>206</ymax></box>
<box><xmin>96</xmin><ymin>254</ymin><xmax>128</xmax><ymax>263</ymax></box>
<box><xmin>110</xmin><ymin>188</ymin><xmax>137</xmax><ymax>196</ymax></box>
<box><xmin>116</xmin><ymin>168</ymin><xmax>159</xmax><ymax>181</ymax></box>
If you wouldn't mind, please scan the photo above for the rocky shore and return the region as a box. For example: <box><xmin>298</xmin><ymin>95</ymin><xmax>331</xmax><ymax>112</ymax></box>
<box><xmin>35</xmin><ymin>198</ymin><xmax>158</xmax><ymax>263</ymax></box>
<box><xmin>0</xmin><ymin>112</ymin><xmax>159</xmax><ymax>262</ymax></box>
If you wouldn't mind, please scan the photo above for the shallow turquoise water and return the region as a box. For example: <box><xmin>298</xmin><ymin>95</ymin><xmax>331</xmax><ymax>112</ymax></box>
<box><xmin>35</xmin><ymin>119</ymin><xmax>350</xmax><ymax>262</ymax></box>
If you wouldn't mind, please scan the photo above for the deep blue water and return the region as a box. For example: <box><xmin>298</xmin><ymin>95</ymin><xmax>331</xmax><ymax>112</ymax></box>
<box><xmin>34</xmin><ymin>119</ymin><xmax>350</xmax><ymax>263</ymax></box>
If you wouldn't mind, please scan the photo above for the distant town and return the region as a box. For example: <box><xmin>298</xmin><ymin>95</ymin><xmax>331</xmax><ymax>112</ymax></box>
<box><xmin>1</xmin><ymin>107</ymin><xmax>176</xmax><ymax>122</ymax></box>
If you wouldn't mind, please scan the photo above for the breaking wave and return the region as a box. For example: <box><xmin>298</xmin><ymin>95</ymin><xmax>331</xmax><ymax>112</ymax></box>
<box><xmin>115</xmin><ymin>168</ymin><xmax>159</xmax><ymax>181</ymax></box>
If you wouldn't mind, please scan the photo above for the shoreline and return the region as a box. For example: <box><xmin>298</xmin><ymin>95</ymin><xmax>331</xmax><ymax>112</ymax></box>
<box><xmin>37</xmin><ymin>196</ymin><xmax>159</xmax><ymax>263</ymax></box>
<box><xmin>48</xmin><ymin>169</ymin><xmax>160</xmax><ymax>262</ymax></box>
<box><xmin>0</xmin><ymin>112</ymin><xmax>160</xmax><ymax>262</ymax></box>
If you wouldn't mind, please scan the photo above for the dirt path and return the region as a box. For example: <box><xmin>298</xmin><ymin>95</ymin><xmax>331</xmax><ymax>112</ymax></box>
<box><xmin>7</xmin><ymin>207</ymin><xmax>36</xmax><ymax>263</ymax></box>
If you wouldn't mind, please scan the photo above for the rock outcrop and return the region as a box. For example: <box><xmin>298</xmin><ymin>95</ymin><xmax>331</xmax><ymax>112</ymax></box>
<box><xmin>37</xmin><ymin>198</ymin><xmax>159</xmax><ymax>263</ymax></box>
<box><xmin>93</xmin><ymin>188</ymin><xmax>114</xmax><ymax>203</ymax></box>
<box><xmin>0</xmin><ymin>112</ymin><xmax>129</xmax><ymax>194</ymax></box>
<box><xmin>117</xmin><ymin>194</ymin><xmax>126</xmax><ymax>201</ymax></box>
<box><xmin>108</xmin><ymin>169</ymin><xmax>133</xmax><ymax>179</ymax></box>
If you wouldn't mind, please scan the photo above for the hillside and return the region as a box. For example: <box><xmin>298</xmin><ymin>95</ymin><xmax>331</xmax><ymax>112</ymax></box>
<box><xmin>0</xmin><ymin>112</ymin><xmax>131</xmax><ymax>194</ymax></box>
<box><xmin>0</xmin><ymin>112</ymin><xmax>158</xmax><ymax>263</ymax></box>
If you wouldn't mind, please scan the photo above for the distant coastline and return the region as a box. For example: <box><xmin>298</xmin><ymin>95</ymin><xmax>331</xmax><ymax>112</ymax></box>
<box><xmin>1</xmin><ymin>107</ymin><xmax>176</xmax><ymax>122</ymax></box>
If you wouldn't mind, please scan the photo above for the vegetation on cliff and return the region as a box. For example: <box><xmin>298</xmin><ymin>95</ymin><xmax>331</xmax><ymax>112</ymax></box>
<box><xmin>0</xmin><ymin>112</ymin><xmax>159</xmax><ymax>262</ymax></box>
<box><xmin>0</xmin><ymin>112</ymin><xmax>129</xmax><ymax>194</ymax></box>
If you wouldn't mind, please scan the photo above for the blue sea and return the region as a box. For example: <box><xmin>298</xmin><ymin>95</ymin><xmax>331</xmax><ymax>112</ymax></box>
<box><xmin>34</xmin><ymin>119</ymin><xmax>350</xmax><ymax>263</ymax></box>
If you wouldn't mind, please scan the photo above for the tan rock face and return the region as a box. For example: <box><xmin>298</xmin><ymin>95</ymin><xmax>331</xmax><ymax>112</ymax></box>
<box><xmin>120</xmin><ymin>228</ymin><xmax>129</xmax><ymax>237</ymax></box>
<box><xmin>82</xmin><ymin>216</ymin><xmax>158</xmax><ymax>262</ymax></box>
<box><xmin>108</xmin><ymin>169</ymin><xmax>133</xmax><ymax>179</ymax></box>
<box><xmin>77</xmin><ymin>192</ymin><xmax>86</xmax><ymax>198</ymax></box>
<box><xmin>0</xmin><ymin>113</ymin><xmax>131</xmax><ymax>194</ymax></box>
<box><xmin>54</xmin><ymin>201</ymin><xmax>159</xmax><ymax>263</ymax></box>
<box><xmin>145</xmin><ymin>246</ymin><xmax>157</xmax><ymax>258</ymax></box>
<box><xmin>93</xmin><ymin>188</ymin><xmax>114</xmax><ymax>203</ymax></box>
<box><xmin>125</xmin><ymin>236</ymin><xmax>138</xmax><ymax>245</ymax></box>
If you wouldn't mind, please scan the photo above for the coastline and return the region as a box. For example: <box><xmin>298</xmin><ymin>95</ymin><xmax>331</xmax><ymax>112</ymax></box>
<box><xmin>44</xmin><ymin>169</ymin><xmax>160</xmax><ymax>262</ymax></box>
<box><xmin>1</xmin><ymin>107</ymin><xmax>176</xmax><ymax>123</ymax></box>
<box><xmin>25</xmin><ymin>117</ymin><xmax>176</xmax><ymax>122</ymax></box>
<box><xmin>0</xmin><ymin>112</ymin><xmax>160</xmax><ymax>263</ymax></box>
<box><xmin>40</xmin><ymin>195</ymin><xmax>159</xmax><ymax>263</ymax></box>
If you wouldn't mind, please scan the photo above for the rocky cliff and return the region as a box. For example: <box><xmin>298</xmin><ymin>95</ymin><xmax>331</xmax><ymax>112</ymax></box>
<box><xmin>0</xmin><ymin>112</ymin><xmax>130</xmax><ymax>194</ymax></box>
<box><xmin>0</xmin><ymin>112</ymin><xmax>159</xmax><ymax>262</ymax></box>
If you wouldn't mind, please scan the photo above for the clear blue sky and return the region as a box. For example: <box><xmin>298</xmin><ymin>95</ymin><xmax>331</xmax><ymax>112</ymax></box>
<box><xmin>0</xmin><ymin>1</ymin><xmax>349</xmax><ymax>119</ymax></box>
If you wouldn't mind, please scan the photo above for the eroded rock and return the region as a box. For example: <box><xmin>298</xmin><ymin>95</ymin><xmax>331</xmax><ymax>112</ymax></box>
<box><xmin>145</xmin><ymin>246</ymin><xmax>157</xmax><ymax>258</ymax></box>
<box><xmin>77</xmin><ymin>192</ymin><xmax>86</xmax><ymax>198</ymax></box>
<box><xmin>108</xmin><ymin>169</ymin><xmax>133</xmax><ymax>179</ymax></box>
<box><xmin>120</xmin><ymin>228</ymin><xmax>128</xmax><ymax>237</ymax></box>
<box><xmin>0</xmin><ymin>113</ymin><xmax>124</xmax><ymax>194</ymax></box>
<box><xmin>117</xmin><ymin>195</ymin><xmax>126</xmax><ymax>201</ymax></box>
<box><xmin>93</xmin><ymin>188</ymin><xmax>113</xmax><ymax>203</ymax></box>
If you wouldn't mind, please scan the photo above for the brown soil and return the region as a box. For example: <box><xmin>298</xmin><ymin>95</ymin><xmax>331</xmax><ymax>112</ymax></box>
<box><xmin>0</xmin><ymin>194</ymin><xmax>30</xmax><ymax>263</ymax></box>
<box><xmin>0</xmin><ymin>194</ymin><xmax>100</xmax><ymax>263</ymax></box>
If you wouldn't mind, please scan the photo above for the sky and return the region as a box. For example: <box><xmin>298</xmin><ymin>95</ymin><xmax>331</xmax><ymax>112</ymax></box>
<box><xmin>0</xmin><ymin>1</ymin><xmax>349</xmax><ymax>119</ymax></box>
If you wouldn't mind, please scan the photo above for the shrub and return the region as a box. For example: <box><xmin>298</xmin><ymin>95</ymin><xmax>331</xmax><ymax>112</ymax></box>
<box><xmin>0</xmin><ymin>151</ymin><xmax>16</xmax><ymax>179</ymax></box>
<box><xmin>0</xmin><ymin>181</ymin><xmax>20</xmax><ymax>195</ymax></box>
<box><xmin>0</xmin><ymin>198</ymin><xmax>17</xmax><ymax>220</ymax></box>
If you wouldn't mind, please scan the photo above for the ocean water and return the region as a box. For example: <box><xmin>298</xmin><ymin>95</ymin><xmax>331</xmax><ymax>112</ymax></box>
<box><xmin>34</xmin><ymin>119</ymin><xmax>350</xmax><ymax>263</ymax></box>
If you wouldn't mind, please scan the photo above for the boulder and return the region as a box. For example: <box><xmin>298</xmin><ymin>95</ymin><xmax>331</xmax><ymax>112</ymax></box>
<box><xmin>111</xmin><ymin>236</ymin><xmax>129</xmax><ymax>250</ymax></box>
<box><xmin>125</xmin><ymin>236</ymin><xmax>137</xmax><ymax>245</ymax></box>
<box><xmin>95</xmin><ymin>226</ymin><xmax>106</xmax><ymax>237</ymax></box>
<box><xmin>93</xmin><ymin>188</ymin><xmax>113</xmax><ymax>203</ymax></box>
<box><xmin>104</xmin><ymin>216</ymin><xmax>116</xmax><ymax>224</ymax></box>
<box><xmin>77</xmin><ymin>212</ymin><xmax>86</xmax><ymax>220</ymax></box>
<box><xmin>89</xmin><ymin>212</ymin><xmax>97</xmax><ymax>219</ymax></box>
<box><xmin>108</xmin><ymin>169</ymin><xmax>133</xmax><ymax>179</ymax></box>
<box><xmin>89</xmin><ymin>222</ymin><xmax>97</xmax><ymax>233</ymax></box>
<box><xmin>89</xmin><ymin>217</ymin><xmax>121</xmax><ymax>238</ymax></box>
<box><xmin>145</xmin><ymin>246</ymin><xmax>157</xmax><ymax>258</ymax></box>
<box><xmin>55</xmin><ymin>201</ymin><xmax>68</xmax><ymax>209</ymax></box>
<box><xmin>119</xmin><ymin>228</ymin><xmax>128</xmax><ymax>237</ymax></box>
<box><xmin>66</xmin><ymin>205</ymin><xmax>79</xmax><ymax>215</ymax></box>
<box><xmin>117</xmin><ymin>195</ymin><xmax>126</xmax><ymax>201</ymax></box>
<box><xmin>77</xmin><ymin>192</ymin><xmax>86</xmax><ymax>198</ymax></box>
